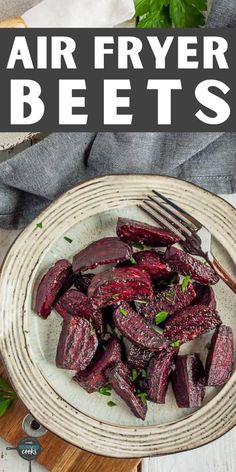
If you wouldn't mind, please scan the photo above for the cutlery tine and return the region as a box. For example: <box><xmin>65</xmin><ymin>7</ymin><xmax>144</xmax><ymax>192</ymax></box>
<box><xmin>139</xmin><ymin>203</ymin><xmax>186</xmax><ymax>241</ymax></box>
<box><xmin>152</xmin><ymin>190</ymin><xmax>202</xmax><ymax>230</ymax></box>
<box><xmin>146</xmin><ymin>197</ymin><xmax>193</xmax><ymax>237</ymax></box>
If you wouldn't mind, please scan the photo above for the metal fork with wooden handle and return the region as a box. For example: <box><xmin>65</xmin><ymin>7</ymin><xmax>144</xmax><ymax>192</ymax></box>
<box><xmin>139</xmin><ymin>189</ymin><xmax>236</xmax><ymax>294</ymax></box>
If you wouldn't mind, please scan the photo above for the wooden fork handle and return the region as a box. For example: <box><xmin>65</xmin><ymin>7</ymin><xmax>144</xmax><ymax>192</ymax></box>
<box><xmin>0</xmin><ymin>16</ymin><xmax>26</xmax><ymax>28</ymax></box>
<box><xmin>212</xmin><ymin>257</ymin><xmax>236</xmax><ymax>294</ymax></box>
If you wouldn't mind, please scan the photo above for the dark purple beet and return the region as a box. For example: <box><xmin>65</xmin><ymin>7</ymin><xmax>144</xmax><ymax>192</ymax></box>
<box><xmin>164</xmin><ymin>247</ymin><xmax>219</xmax><ymax>285</ymax></box>
<box><xmin>126</xmin><ymin>341</ymin><xmax>154</xmax><ymax>370</ymax></box>
<box><xmin>35</xmin><ymin>260</ymin><xmax>72</xmax><ymax>319</ymax></box>
<box><xmin>139</xmin><ymin>283</ymin><xmax>196</xmax><ymax>321</ymax></box>
<box><xmin>117</xmin><ymin>217</ymin><xmax>180</xmax><ymax>247</ymax></box>
<box><xmin>164</xmin><ymin>305</ymin><xmax>221</xmax><ymax>343</ymax></box>
<box><xmin>171</xmin><ymin>354</ymin><xmax>206</xmax><ymax>408</ymax></box>
<box><xmin>54</xmin><ymin>289</ymin><xmax>105</xmax><ymax>339</ymax></box>
<box><xmin>72</xmin><ymin>237</ymin><xmax>132</xmax><ymax>273</ymax></box>
<box><xmin>105</xmin><ymin>361</ymin><xmax>147</xmax><ymax>420</ymax></box>
<box><xmin>113</xmin><ymin>302</ymin><xmax>168</xmax><ymax>352</ymax></box>
<box><xmin>88</xmin><ymin>267</ymin><xmax>153</xmax><ymax>308</ymax></box>
<box><xmin>56</xmin><ymin>317</ymin><xmax>98</xmax><ymax>371</ymax></box>
<box><xmin>147</xmin><ymin>349</ymin><xmax>177</xmax><ymax>403</ymax></box>
<box><xmin>73</xmin><ymin>337</ymin><xmax>122</xmax><ymax>393</ymax></box>
<box><xmin>206</xmin><ymin>325</ymin><xmax>234</xmax><ymax>387</ymax></box>
<box><xmin>74</xmin><ymin>273</ymin><xmax>94</xmax><ymax>294</ymax></box>
<box><xmin>132</xmin><ymin>250</ymin><xmax>172</xmax><ymax>279</ymax></box>
<box><xmin>191</xmin><ymin>284</ymin><xmax>216</xmax><ymax>311</ymax></box>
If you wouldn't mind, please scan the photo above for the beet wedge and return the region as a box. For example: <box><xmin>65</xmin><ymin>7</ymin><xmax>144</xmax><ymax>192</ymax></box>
<box><xmin>72</xmin><ymin>237</ymin><xmax>132</xmax><ymax>273</ymax></box>
<box><xmin>147</xmin><ymin>349</ymin><xmax>177</xmax><ymax>403</ymax></box>
<box><xmin>73</xmin><ymin>337</ymin><xmax>122</xmax><ymax>393</ymax></box>
<box><xmin>105</xmin><ymin>361</ymin><xmax>147</xmax><ymax>420</ymax></box>
<box><xmin>192</xmin><ymin>284</ymin><xmax>216</xmax><ymax>311</ymax></box>
<box><xmin>164</xmin><ymin>247</ymin><xmax>219</xmax><ymax>285</ymax></box>
<box><xmin>206</xmin><ymin>325</ymin><xmax>234</xmax><ymax>387</ymax></box>
<box><xmin>74</xmin><ymin>273</ymin><xmax>94</xmax><ymax>294</ymax></box>
<box><xmin>56</xmin><ymin>317</ymin><xmax>98</xmax><ymax>371</ymax></box>
<box><xmin>54</xmin><ymin>289</ymin><xmax>105</xmax><ymax>339</ymax></box>
<box><xmin>114</xmin><ymin>302</ymin><xmax>168</xmax><ymax>352</ymax></box>
<box><xmin>164</xmin><ymin>305</ymin><xmax>221</xmax><ymax>343</ymax></box>
<box><xmin>88</xmin><ymin>267</ymin><xmax>153</xmax><ymax>308</ymax></box>
<box><xmin>171</xmin><ymin>354</ymin><xmax>206</xmax><ymax>408</ymax></box>
<box><xmin>126</xmin><ymin>341</ymin><xmax>154</xmax><ymax>370</ymax></box>
<box><xmin>132</xmin><ymin>250</ymin><xmax>173</xmax><ymax>279</ymax></box>
<box><xmin>117</xmin><ymin>217</ymin><xmax>180</xmax><ymax>247</ymax></box>
<box><xmin>139</xmin><ymin>283</ymin><xmax>196</xmax><ymax>321</ymax></box>
<box><xmin>35</xmin><ymin>259</ymin><xmax>72</xmax><ymax>319</ymax></box>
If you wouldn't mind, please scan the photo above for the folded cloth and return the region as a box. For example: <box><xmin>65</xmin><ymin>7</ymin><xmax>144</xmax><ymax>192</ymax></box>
<box><xmin>0</xmin><ymin>0</ymin><xmax>235</xmax><ymax>229</ymax></box>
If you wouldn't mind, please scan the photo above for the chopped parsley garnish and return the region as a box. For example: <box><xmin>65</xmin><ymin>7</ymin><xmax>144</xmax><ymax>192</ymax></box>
<box><xmin>132</xmin><ymin>242</ymin><xmax>144</xmax><ymax>250</ymax></box>
<box><xmin>102</xmin><ymin>344</ymin><xmax>107</xmax><ymax>351</ymax></box>
<box><xmin>138</xmin><ymin>392</ymin><xmax>148</xmax><ymax>405</ymax></box>
<box><xmin>130</xmin><ymin>256</ymin><xmax>137</xmax><ymax>265</ymax></box>
<box><xmin>181</xmin><ymin>275</ymin><xmax>191</xmax><ymax>292</ymax></box>
<box><xmin>99</xmin><ymin>386</ymin><xmax>112</xmax><ymax>396</ymax></box>
<box><xmin>107</xmin><ymin>324</ymin><xmax>116</xmax><ymax>335</ymax></box>
<box><xmin>112</xmin><ymin>293</ymin><xmax>120</xmax><ymax>299</ymax></box>
<box><xmin>119</xmin><ymin>308</ymin><xmax>128</xmax><ymax>316</ymax></box>
<box><xmin>36</xmin><ymin>222</ymin><xmax>43</xmax><ymax>229</ymax></box>
<box><xmin>140</xmin><ymin>369</ymin><xmax>147</xmax><ymax>379</ymax></box>
<box><xmin>134</xmin><ymin>300</ymin><xmax>147</xmax><ymax>305</ymax></box>
<box><xmin>64</xmin><ymin>236</ymin><xmax>73</xmax><ymax>244</ymax></box>
<box><xmin>154</xmin><ymin>310</ymin><xmax>169</xmax><ymax>325</ymax></box>
<box><xmin>130</xmin><ymin>368</ymin><xmax>138</xmax><ymax>381</ymax></box>
<box><xmin>170</xmin><ymin>340</ymin><xmax>181</xmax><ymax>348</ymax></box>
<box><xmin>107</xmin><ymin>400</ymin><xmax>116</xmax><ymax>407</ymax></box>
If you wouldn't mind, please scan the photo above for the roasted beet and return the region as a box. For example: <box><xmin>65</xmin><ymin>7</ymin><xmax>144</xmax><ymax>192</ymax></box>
<box><xmin>164</xmin><ymin>247</ymin><xmax>219</xmax><ymax>285</ymax></box>
<box><xmin>35</xmin><ymin>260</ymin><xmax>72</xmax><ymax>319</ymax></box>
<box><xmin>206</xmin><ymin>325</ymin><xmax>234</xmax><ymax>387</ymax></box>
<box><xmin>114</xmin><ymin>302</ymin><xmax>168</xmax><ymax>352</ymax></box>
<box><xmin>192</xmin><ymin>284</ymin><xmax>216</xmax><ymax>311</ymax></box>
<box><xmin>72</xmin><ymin>237</ymin><xmax>132</xmax><ymax>273</ymax></box>
<box><xmin>132</xmin><ymin>250</ymin><xmax>172</xmax><ymax>279</ymax></box>
<box><xmin>126</xmin><ymin>341</ymin><xmax>154</xmax><ymax>370</ymax></box>
<box><xmin>164</xmin><ymin>305</ymin><xmax>221</xmax><ymax>343</ymax></box>
<box><xmin>171</xmin><ymin>354</ymin><xmax>206</xmax><ymax>408</ymax></box>
<box><xmin>117</xmin><ymin>217</ymin><xmax>180</xmax><ymax>247</ymax></box>
<box><xmin>56</xmin><ymin>317</ymin><xmax>98</xmax><ymax>371</ymax></box>
<box><xmin>105</xmin><ymin>361</ymin><xmax>147</xmax><ymax>420</ymax></box>
<box><xmin>139</xmin><ymin>283</ymin><xmax>196</xmax><ymax>321</ymax></box>
<box><xmin>54</xmin><ymin>289</ymin><xmax>105</xmax><ymax>339</ymax></box>
<box><xmin>88</xmin><ymin>267</ymin><xmax>153</xmax><ymax>308</ymax></box>
<box><xmin>147</xmin><ymin>349</ymin><xmax>177</xmax><ymax>403</ymax></box>
<box><xmin>73</xmin><ymin>337</ymin><xmax>122</xmax><ymax>393</ymax></box>
<box><xmin>74</xmin><ymin>273</ymin><xmax>94</xmax><ymax>294</ymax></box>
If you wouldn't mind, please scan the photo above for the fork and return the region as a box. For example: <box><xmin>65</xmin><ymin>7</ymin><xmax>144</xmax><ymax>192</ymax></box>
<box><xmin>139</xmin><ymin>189</ymin><xmax>236</xmax><ymax>294</ymax></box>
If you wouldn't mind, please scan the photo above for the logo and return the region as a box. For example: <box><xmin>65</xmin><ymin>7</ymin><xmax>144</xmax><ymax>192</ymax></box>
<box><xmin>7</xmin><ymin>437</ymin><xmax>42</xmax><ymax>462</ymax></box>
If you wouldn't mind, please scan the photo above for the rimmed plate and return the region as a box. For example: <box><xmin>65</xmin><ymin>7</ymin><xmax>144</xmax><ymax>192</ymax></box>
<box><xmin>0</xmin><ymin>175</ymin><xmax>235</xmax><ymax>457</ymax></box>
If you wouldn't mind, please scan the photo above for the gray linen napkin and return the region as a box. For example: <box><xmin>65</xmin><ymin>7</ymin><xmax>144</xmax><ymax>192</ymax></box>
<box><xmin>0</xmin><ymin>0</ymin><xmax>235</xmax><ymax>229</ymax></box>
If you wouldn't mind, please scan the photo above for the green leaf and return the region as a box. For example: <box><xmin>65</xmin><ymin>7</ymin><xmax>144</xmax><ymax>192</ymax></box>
<box><xmin>170</xmin><ymin>340</ymin><xmax>181</xmax><ymax>348</ymax></box>
<box><xmin>138</xmin><ymin>392</ymin><xmax>148</xmax><ymax>405</ymax></box>
<box><xmin>112</xmin><ymin>293</ymin><xmax>120</xmax><ymax>299</ymax></box>
<box><xmin>0</xmin><ymin>399</ymin><xmax>13</xmax><ymax>417</ymax></box>
<box><xmin>130</xmin><ymin>368</ymin><xmax>138</xmax><ymax>381</ymax></box>
<box><xmin>134</xmin><ymin>300</ymin><xmax>147</xmax><ymax>304</ymax></box>
<box><xmin>185</xmin><ymin>0</ymin><xmax>207</xmax><ymax>11</ymax></box>
<box><xmin>36</xmin><ymin>222</ymin><xmax>43</xmax><ymax>229</ymax></box>
<box><xmin>150</xmin><ymin>0</ymin><xmax>170</xmax><ymax>11</ymax></box>
<box><xmin>102</xmin><ymin>345</ymin><xmax>107</xmax><ymax>351</ymax></box>
<box><xmin>119</xmin><ymin>308</ymin><xmax>128</xmax><ymax>316</ymax></box>
<box><xmin>154</xmin><ymin>310</ymin><xmax>169</xmax><ymax>325</ymax></box>
<box><xmin>169</xmin><ymin>0</ymin><xmax>205</xmax><ymax>27</ymax></box>
<box><xmin>137</xmin><ymin>9</ymin><xmax>170</xmax><ymax>27</ymax></box>
<box><xmin>64</xmin><ymin>236</ymin><xmax>73</xmax><ymax>244</ymax></box>
<box><xmin>107</xmin><ymin>400</ymin><xmax>116</xmax><ymax>407</ymax></box>
<box><xmin>135</xmin><ymin>0</ymin><xmax>150</xmax><ymax>16</ymax></box>
<box><xmin>0</xmin><ymin>378</ymin><xmax>17</xmax><ymax>400</ymax></box>
<box><xmin>130</xmin><ymin>256</ymin><xmax>137</xmax><ymax>265</ymax></box>
<box><xmin>132</xmin><ymin>242</ymin><xmax>144</xmax><ymax>250</ymax></box>
<box><xmin>99</xmin><ymin>386</ymin><xmax>112</xmax><ymax>396</ymax></box>
<box><xmin>181</xmin><ymin>275</ymin><xmax>191</xmax><ymax>292</ymax></box>
<box><xmin>140</xmin><ymin>369</ymin><xmax>147</xmax><ymax>378</ymax></box>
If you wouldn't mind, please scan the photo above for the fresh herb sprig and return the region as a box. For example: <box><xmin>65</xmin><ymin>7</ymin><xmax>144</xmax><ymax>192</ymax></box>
<box><xmin>135</xmin><ymin>0</ymin><xmax>207</xmax><ymax>29</ymax></box>
<box><xmin>0</xmin><ymin>377</ymin><xmax>17</xmax><ymax>417</ymax></box>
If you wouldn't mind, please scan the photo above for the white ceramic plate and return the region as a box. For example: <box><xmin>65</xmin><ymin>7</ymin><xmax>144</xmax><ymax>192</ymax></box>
<box><xmin>0</xmin><ymin>175</ymin><xmax>235</xmax><ymax>457</ymax></box>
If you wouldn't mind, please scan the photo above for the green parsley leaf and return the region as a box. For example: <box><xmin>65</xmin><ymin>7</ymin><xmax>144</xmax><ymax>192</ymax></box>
<box><xmin>132</xmin><ymin>242</ymin><xmax>144</xmax><ymax>250</ymax></box>
<box><xmin>154</xmin><ymin>310</ymin><xmax>169</xmax><ymax>325</ymax></box>
<box><xmin>36</xmin><ymin>222</ymin><xmax>43</xmax><ymax>229</ymax></box>
<box><xmin>138</xmin><ymin>392</ymin><xmax>148</xmax><ymax>405</ymax></box>
<box><xmin>169</xmin><ymin>0</ymin><xmax>205</xmax><ymax>27</ymax></box>
<box><xmin>107</xmin><ymin>400</ymin><xmax>116</xmax><ymax>407</ymax></box>
<box><xmin>140</xmin><ymin>369</ymin><xmax>147</xmax><ymax>379</ymax></box>
<box><xmin>119</xmin><ymin>308</ymin><xmax>128</xmax><ymax>316</ymax></box>
<box><xmin>134</xmin><ymin>0</ymin><xmax>149</xmax><ymax>16</ymax></box>
<box><xmin>102</xmin><ymin>345</ymin><xmax>107</xmax><ymax>351</ymax></box>
<box><xmin>99</xmin><ymin>386</ymin><xmax>112</xmax><ymax>396</ymax></box>
<box><xmin>0</xmin><ymin>399</ymin><xmax>12</xmax><ymax>417</ymax></box>
<box><xmin>134</xmin><ymin>300</ymin><xmax>147</xmax><ymax>305</ymax></box>
<box><xmin>64</xmin><ymin>236</ymin><xmax>73</xmax><ymax>244</ymax></box>
<box><xmin>112</xmin><ymin>293</ymin><xmax>120</xmax><ymax>299</ymax></box>
<box><xmin>170</xmin><ymin>340</ymin><xmax>181</xmax><ymax>348</ymax></box>
<box><xmin>130</xmin><ymin>256</ymin><xmax>137</xmax><ymax>265</ymax></box>
<box><xmin>130</xmin><ymin>368</ymin><xmax>138</xmax><ymax>381</ymax></box>
<box><xmin>181</xmin><ymin>275</ymin><xmax>191</xmax><ymax>292</ymax></box>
